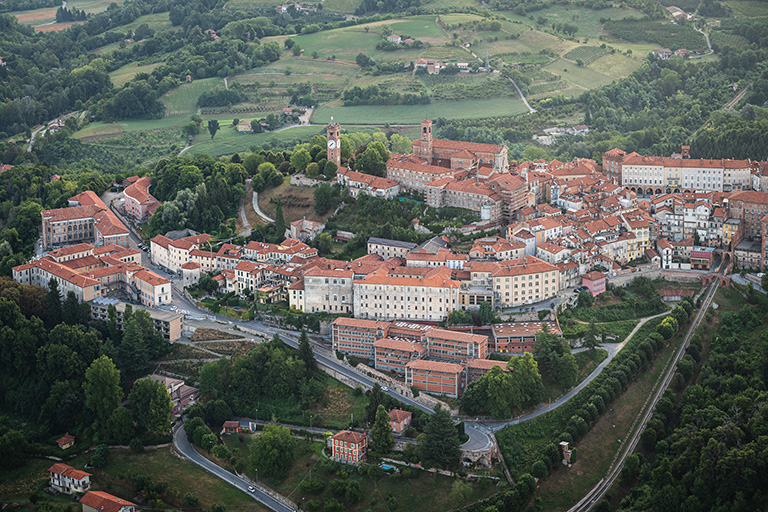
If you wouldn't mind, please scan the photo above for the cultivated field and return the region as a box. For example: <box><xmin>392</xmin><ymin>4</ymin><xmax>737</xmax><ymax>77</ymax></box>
<box><xmin>322</xmin><ymin>0</ymin><xmax>361</xmax><ymax>13</ymax></box>
<box><xmin>499</xmin><ymin>5</ymin><xmax>644</xmax><ymax>39</ymax></box>
<box><xmin>725</xmin><ymin>0</ymin><xmax>768</xmax><ymax>16</ymax></box>
<box><xmin>314</xmin><ymin>97</ymin><xmax>529</xmax><ymax>124</ymax></box>
<box><xmin>563</xmin><ymin>45</ymin><xmax>610</xmax><ymax>65</ymax></box>
<box><xmin>34</xmin><ymin>21</ymin><xmax>84</xmax><ymax>31</ymax></box>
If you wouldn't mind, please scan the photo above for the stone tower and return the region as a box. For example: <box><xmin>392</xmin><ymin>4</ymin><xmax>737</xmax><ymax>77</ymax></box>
<box><xmin>420</xmin><ymin>119</ymin><xmax>433</xmax><ymax>164</ymax></box>
<box><xmin>327</xmin><ymin>119</ymin><xmax>341</xmax><ymax>167</ymax></box>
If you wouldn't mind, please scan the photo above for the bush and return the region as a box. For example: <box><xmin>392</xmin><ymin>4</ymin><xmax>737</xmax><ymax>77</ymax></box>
<box><xmin>185</xmin><ymin>493</ymin><xmax>199</xmax><ymax>506</ymax></box>
<box><xmin>641</xmin><ymin>427</ymin><xmax>657</xmax><ymax>451</ymax></box>
<box><xmin>531</xmin><ymin>460</ymin><xmax>548</xmax><ymax>479</ymax></box>
<box><xmin>329</xmin><ymin>479</ymin><xmax>348</xmax><ymax>496</ymax></box>
<box><xmin>129</xmin><ymin>437</ymin><xmax>144</xmax><ymax>453</ymax></box>
<box><xmin>300</xmin><ymin>478</ymin><xmax>326</xmax><ymax>494</ymax></box>
<box><xmin>305</xmin><ymin>499</ymin><xmax>322</xmax><ymax>512</ymax></box>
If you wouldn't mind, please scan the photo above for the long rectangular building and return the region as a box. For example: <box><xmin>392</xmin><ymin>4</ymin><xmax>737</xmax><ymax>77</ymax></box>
<box><xmin>373</xmin><ymin>338</ymin><xmax>427</xmax><ymax>374</ymax></box>
<box><xmin>405</xmin><ymin>359</ymin><xmax>466</xmax><ymax>398</ymax></box>
<box><xmin>491</xmin><ymin>321</ymin><xmax>562</xmax><ymax>354</ymax></box>
<box><xmin>42</xmin><ymin>191</ymin><xmax>129</xmax><ymax>250</ymax></box>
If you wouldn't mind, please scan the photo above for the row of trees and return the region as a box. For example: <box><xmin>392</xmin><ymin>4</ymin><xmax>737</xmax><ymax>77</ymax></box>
<box><xmin>621</xmin><ymin>298</ymin><xmax>768</xmax><ymax>511</ymax></box>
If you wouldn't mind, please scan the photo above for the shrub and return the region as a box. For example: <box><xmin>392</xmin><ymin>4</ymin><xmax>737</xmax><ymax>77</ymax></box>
<box><xmin>531</xmin><ymin>460</ymin><xmax>548</xmax><ymax>479</ymax></box>
<box><xmin>300</xmin><ymin>478</ymin><xmax>326</xmax><ymax>494</ymax></box>
<box><xmin>329</xmin><ymin>479</ymin><xmax>348</xmax><ymax>496</ymax></box>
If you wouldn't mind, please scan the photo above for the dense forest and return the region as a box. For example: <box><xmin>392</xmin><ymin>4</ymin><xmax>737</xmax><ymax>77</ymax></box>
<box><xmin>0</xmin><ymin>275</ymin><xmax>174</xmax><ymax>466</ymax></box>
<box><xmin>620</xmin><ymin>296</ymin><xmax>768</xmax><ymax>511</ymax></box>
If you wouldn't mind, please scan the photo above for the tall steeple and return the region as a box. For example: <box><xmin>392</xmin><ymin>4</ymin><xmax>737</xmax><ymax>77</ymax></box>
<box><xmin>326</xmin><ymin>118</ymin><xmax>341</xmax><ymax>167</ymax></box>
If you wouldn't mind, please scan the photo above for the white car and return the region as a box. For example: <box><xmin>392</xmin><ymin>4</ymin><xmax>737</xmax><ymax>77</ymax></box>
<box><xmin>381</xmin><ymin>386</ymin><xmax>389</xmax><ymax>392</ymax></box>
<box><xmin>170</xmin><ymin>305</ymin><xmax>178</xmax><ymax>311</ymax></box>
<box><xmin>247</xmin><ymin>486</ymin><xmax>255</xmax><ymax>493</ymax></box>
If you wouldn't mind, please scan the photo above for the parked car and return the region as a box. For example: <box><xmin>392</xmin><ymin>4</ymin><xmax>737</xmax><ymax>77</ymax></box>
<box><xmin>247</xmin><ymin>486</ymin><xmax>255</xmax><ymax>493</ymax></box>
<box><xmin>381</xmin><ymin>386</ymin><xmax>389</xmax><ymax>392</ymax></box>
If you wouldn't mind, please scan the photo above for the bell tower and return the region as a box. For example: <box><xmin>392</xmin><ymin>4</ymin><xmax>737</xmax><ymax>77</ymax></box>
<box><xmin>420</xmin><ymin>119</ymin><xmax>433</xmax><ymax>164</ymax></box>
<box><xmin>327</xmin><ymin>118</ymin><xmax>341</xmax><ymax>167</ymax></box>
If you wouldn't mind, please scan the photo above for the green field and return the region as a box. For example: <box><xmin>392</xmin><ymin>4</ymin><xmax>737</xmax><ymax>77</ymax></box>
<box><xmin>11</xmin><ymin>0</ymin><xmax>121</xmax><ymax>25</ymax></box>
<box><xmin>119</xmin><ymin>12</ymin><xmax>174</xmax><ymax>32</ymax></box>
<box><xmin>161</xmin><ymin>76</ymin><xmax>224</xmax><ymax>117</ymax></box>
<box><xmin>109</xmin><ymin>61</ymin><xmax>165</xmax><ymax>87</ymax></box>
<box><xmin>382</xmin><ymin>16</ymin><xmax>450</xmax><ymax>44</ymax></box>
<box><xmin>710</xmin><ymin>30</ymin><xmax>750</xmax><ymax>49</ymax></box>
<box><xmin>266</xmin><ymin>26</ymin><xmax>382</xmax><ymax>60</ymax></box>
<box><xmin>314</xmin><ymin>97</ymin><xmax>529</xmax><ymax>124</ymax></box>
<box><xmin>188</xmin><ymin>125</ymin><xmax>324</xmax><ymax>157</ymax></box>
<box><xmin>499</xmin><ymin>6</ymin><xmax>644</xmax><ymax>39</ymax></box>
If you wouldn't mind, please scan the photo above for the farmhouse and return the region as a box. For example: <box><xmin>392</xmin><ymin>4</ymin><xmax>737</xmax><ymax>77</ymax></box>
<box><xmin>48</xmin><ymin>463</ymin><xmax>91</xmax><ymax>494</ymax></box>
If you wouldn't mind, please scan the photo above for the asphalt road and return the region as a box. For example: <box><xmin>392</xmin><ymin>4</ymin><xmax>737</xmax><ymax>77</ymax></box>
<box><xmin>173</xmin><ymin>426</ymin><xmax>295</xmax><ymax>512</ymax></box>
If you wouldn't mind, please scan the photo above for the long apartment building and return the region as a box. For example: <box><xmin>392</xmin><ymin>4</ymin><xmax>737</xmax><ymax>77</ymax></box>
<box><xmin>604</xmin><ymin>146</ymin><xmax>751</xmax><ymax>193</ymax></box>
<box><xmin>491</xmin><ymin>256</ymin><xmax>560</xmax><ymax>308</ymax></box>
<box><xmin>42</xmin><ymin>191</ymin><xmax>129</xmax><ymax>250</ymax></box>
<box><xmin>491</xmin><ymin>321</ymin><xmax>562</xmax><ymax>354</ymax></box>
<box><xmin>353</xmin><ymin>266</ymin><xmax>461</xmax><ymax>322</ymax></box>
<box><xmin>150</xmin><ymin>233</ymin><xmax>212</xmax><ymax>272</ymax></box>
<box><xmin>13</xmin><ymin>244</ymin><xmax>171</xmax><ymax>307</ymax></box>
<box><xmin>405</xmin><ymin>360</ymin><xmax>465</xmax><ymax>398</ymax></box>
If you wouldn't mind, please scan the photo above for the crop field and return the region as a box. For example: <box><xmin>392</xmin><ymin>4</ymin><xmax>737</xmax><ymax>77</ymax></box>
<box><xmin>313</xmin><ymin>97</ymin><xmax>528</xmax><ymax>124</ymax></box>
<box><xmin>725</xmin><ymin>0</ymin><xmax>768</xmax><ymax>16</ymax></box>
<box><xmin>439</xmin><ymin>13</ymin><xmax>484</xmax><ymax>25</ymax></box>
<box><xmin>422</xmin><ymin>0</ymin><xmax>481</xmax><ymax>9</ymax></box>
<box><xmin>72</xmin><ymin>122</ymin><xmax>126</xmax><ymax>139</ymax></box>
<box><xmin>710</xmin><ymin>30</ymin><xmax>750</xmax><ymax>49</ymax></box>
<box><xmin>12</xmin><ymin>7</ymin><xmax>57</xmax><ymax>24</ymax></box>
<box><xmin>109</xmin><ymin>61</ymin><xmax>165</xmax><ymax>87</ymax></box>
<box><xmin>563</xmin><ymin>45</ymin><xmax>610</xmax><ymax>65</ymax></box>
<box><xmin>472</xmin><ymin>29</ymin><xmax>577</xmax><ymax>58</ymax></box>
<box><xmin>604</xmin><ymin>18</ymin><xmax>707</xmax><ymax>51</ymax></box>
<box><xmin>12</xmin><ymin>0</ymin><xmax>121</xmax><ymax>25</ymax></box>
<box><xmin>420</xmin><ymin>73</ymin><xmax>518</xmax><ymax>101</ymax></box>
<box><xmin>188</xmin><ymin>125</ymin><xmax>323</xmax><ymax>157</ymax></box>
<box><xmin>225</xmin><ymin>0</ymin><xmax>285</xmax><ymax>7</ymax></box>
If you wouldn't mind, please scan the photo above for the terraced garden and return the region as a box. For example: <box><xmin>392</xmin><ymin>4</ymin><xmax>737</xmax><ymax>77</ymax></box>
<box><xmin>563</xmin><ymin>45</ymin><xmax>610</xmax><ymax>65</ymax></box>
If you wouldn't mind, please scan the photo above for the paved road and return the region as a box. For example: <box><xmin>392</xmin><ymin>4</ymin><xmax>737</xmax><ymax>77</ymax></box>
<box><xmin>173</xmin><ymin>427</ymin><xmax>296</xmax><ymax>512</ymax></box>
<box><xmin>252</xmin><ymin>190</ymin><xmax>274</xmax><ymax>223</ymax></box>
<box><xmin>478</xmin><ymin>310</ymin><xmax>671</xmax><ymax>432</ymax></box>
<box><xmin>504</xmin><ymin>74</ymin><xmax>536</xmax><ymax>114</ymax></box>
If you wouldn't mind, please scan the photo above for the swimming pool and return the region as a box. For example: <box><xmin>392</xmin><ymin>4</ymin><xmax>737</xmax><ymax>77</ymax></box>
<box><xmin>380</xmin><ymin>464</ymin><xmax>396</xmax><ymax>471</ymax></box>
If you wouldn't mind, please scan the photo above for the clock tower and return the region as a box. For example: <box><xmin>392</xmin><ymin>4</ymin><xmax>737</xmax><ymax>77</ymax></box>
<box><xmin>327</xmin><ymin>119</ymin><xmax>341</xmax><ymax>167</ymax></box>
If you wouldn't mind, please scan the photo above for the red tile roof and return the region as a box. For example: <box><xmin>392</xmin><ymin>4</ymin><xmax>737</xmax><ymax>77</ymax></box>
<box><xmin>80</xmin><ymin>491</ymin><xmax>135</xmax><ymax>512</ymax></box>
<box><xmin>331</xmin><ymin>430</ymin><xmax>367</xmax><ymax>444</ymax></box>
<box><xmin>405</xmin><ymin>359</ymin><xmax>464</xmax><ymax>374</ymax></box>
<box><xmin>48</xmin><ymin>463</ymin><xmax>90</xmax><ymax>480</ymax></box>
<box><xmin>373</xmin><ymin>338</ymin><xmax>426</xmax><ymax>353</ymax></box>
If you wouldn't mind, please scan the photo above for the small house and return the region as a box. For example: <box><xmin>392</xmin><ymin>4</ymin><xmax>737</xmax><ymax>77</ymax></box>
<box><xmin>80</xmin><ymin>491</ymin><xmax>136</xmax><ymax>512</ymax></box>
<box><xmin>652</xmin><ymin>48</ymin><xmax>672</xmax><ymax>59</ymax></box>
<box><xmin>56</xmin><ymin>433</ymin><xmax>76</xmax><ymax>450</ymax></box>
<box><xmin>386</xmin><ymin>35</ymin><xmax>402</xmax><ymax>44</ymax></box>
<box><xmin>222</xmin><ymin>420</ymin><xmax>257</xmax><ymax>434</ymax></box>
<box><xmin>388</xmin><ymin>409</ymin><xmax>412</xmax><ymax>435</ymax></box>
<box><xmin>236</xmin><ymin>120</ymin><xmax>253</xmax><ymax>133</ymax></box>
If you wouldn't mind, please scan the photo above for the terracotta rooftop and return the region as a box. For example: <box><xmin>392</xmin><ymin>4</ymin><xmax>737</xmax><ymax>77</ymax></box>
<box><xmin>79</xmin><ymin>491</ymin><xmax>135</xmax><ymax>512</ymax></box>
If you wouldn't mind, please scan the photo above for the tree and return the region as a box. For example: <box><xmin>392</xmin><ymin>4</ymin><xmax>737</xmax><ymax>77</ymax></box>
<box><xmin>421</xmin><ymin>406</ymin><xmax>460</xmax><ymax>468</ymax></box>
<box><xmin>478</xmin><ymin>301</ymin><xmax>496</xmax><ymax>325</ymax></box>
<box><xmin>313</xmin><ymin>184</ymin><xmax>334</xmax><ymax>215</ymax></box>
<box><xmin>290</xmin><ymin>148</ymin><xmax>312</xmax><ymax>172</ymax></box>
<box><xmin>366</xmin><ymin>382</ymin><xmax>388</xmax><ymax>423</ymax></box>
<box><xmin>449</xmin><ymin>479</ymin><xmax>472</xmax><ymax>506</ymax></box>
<box><xmin>578</xmin><ymin>290</ymin><xmax>594</xmax><ymax>308</ymax></box>
<box><xmin>484</xmin><ymin>366</ymin><xmax>514</xmax><ymax>418</ymax></box>
<box><xmin>0</xmin><ymin>429</ymin><xmax>29</xmax><ymax>470</ymax></box>
<box><xmin>584</xmin><ymin>321</ymin><xmax>601</xmax><ymax>351</ymax></box>
<box><xmin>250</xmin><ymin>424</ymin><xmax>297</xmax><ymax>479</ymax></box>
<box><xmin>46</xmin><ymin>278</ymin><xmax>62</xmax><ymax>327</ymax></box>
<box><xmin>129</xmin><ymin>377</ymin><xmax>173</xmax><ymax>435</ymax></box>
<box><xmin>762</xmin><ymin>272</ymin><xmax>768</xmax><ymax>292</ymax></box>
<box><xmin>62</xmin><ymin>291</ymin><xmax>82</xmax><ymax>325</ymax></box>
<box><xmin>531</xmin><ymin>460</ymin><xmax>548</xmax><ymax>479</ymax></box>
<box><xmin>507</xmin><ymin>353</ymin><xmax>545</xmax><ymax>410</ymax></box>
<box><xmin>323</xmin><ymin>161</ymin><xmax>337</xmax><ymax>180</ymax></box>
<box><xmin>91</xmin><ymin>444</ymin><xmax>109</xmax><ymax>468</ymax></box>
<box><xmin>297</xmin><ymin>329</ymin><xmax>316</xmax><ymax>378</ymax></box>
<box><xmin>83</xmin><ymin>355</ymin><xmax>122</xmax><ymax>426</ymax></box>
<box><xmin>370</xmin><ymin>404</ymin><xmax>394</xmax><ymax>453</ymax></box>
<box><xmin>207</xmin><ymin>120</ymin><xmax>220</xmax><ymax>140</ymax></box>
<box><xmin>107</xmin><ymin>407</ymin><xmax>135</xmax><ymax>444</ymax></box>
<box><xmin>305</xmin><ymin>162</ymin><xmax>320</xmax><ymax>178</ymax></box>
<box><xmin>273</xmin><ymin>200</ymin><xmax>285</xmax><ymax>241</ymax></box>
<box><xmin>315</xmin><ymin>232</ymin><xmax>332</xmax><ymax>254</ymax></box>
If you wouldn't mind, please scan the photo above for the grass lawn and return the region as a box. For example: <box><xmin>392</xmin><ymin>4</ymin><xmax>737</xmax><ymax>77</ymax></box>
<box><xmin>383</xmin><ymin>16</ymin><xmax>451</xmax><ymax>44</ymax></box>
<box><xmin>72</xmin><ymin>122</ymin><xmax>126</xmax><ymax>139</ymax></box>
<box><xmin>532</xmin><ymin>327</ymin><xmax>686</xmax><ymax>511</ymax></box>
<box><xmin>499</xmin><ymin>6</ymin><xmax>643</xmax><ymax>39</ymax></box>
<box><xmin>542</xmin><ymin>58</ymin><xmax>615</xmax><ymax>91</ymax></box>
<box><xmin>314</xmin><ymin>97</ymin><xmax>528</xmax><ymax>124</ymax></box>
<box><xmin>161</xmin><ymin>77</ymin><xmax>225</xmax><ymax>117</ymax></box>
<box><xmin>712</xmin><ymin>287</ymin><xmax>748</xmax><ymax>312</ymax></box>
<box><xmin>439</xmin><ymin>13</ymin><xmax>484</xmax><ymax>24</ymax></box>
<box><xmin>587</xmin><ymin>52</ymin><xmax>643</xmax><ymax>78</ymax></box>
<box><xmin>309</xmin><ymin>372</ymin><xmax>368</xmax><ymax>429</ymax></box>
<box><xmin>281</xmin><ymin>26</ymin><xmax>384</xmax><ymax>60</ymax></box>
<box><xmin>0</xmin><ymin>458</ymin><xmax>53</xmax><ymax>501</ymax></box>
<box><xmin>109</xmin><ymin>61</ymin><xmax>165</xmax><ymax>87</ymax></box>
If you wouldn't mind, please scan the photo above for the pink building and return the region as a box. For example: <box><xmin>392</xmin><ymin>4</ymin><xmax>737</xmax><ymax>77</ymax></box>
<box><xmin>581</xmin><ymin>271</ymin><xmax>607</xmax><ymax>297</ymax></box>
<box><xmin>388</xmin><ymin>409</ymin><xmax>412</xmax><ymax>435</ymax></box>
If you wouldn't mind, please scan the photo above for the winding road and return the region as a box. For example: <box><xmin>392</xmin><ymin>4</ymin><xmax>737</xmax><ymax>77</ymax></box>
<box><xmin>173</xmin><ymin>426</ymin><xmax>296</xmax><ymax>512</ymax></box>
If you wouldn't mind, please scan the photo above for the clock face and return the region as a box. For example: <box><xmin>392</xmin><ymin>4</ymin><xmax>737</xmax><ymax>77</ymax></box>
<box><xmin>327</xmin><ymin>140</ymin><xmax>336</xmax><ymax>149</ymax></box>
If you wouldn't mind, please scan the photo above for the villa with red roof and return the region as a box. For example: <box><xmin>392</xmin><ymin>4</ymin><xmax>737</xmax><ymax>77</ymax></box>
<box><xmin>389</xmin><ymin>409</ymin><xmax>412</xmax><ymax>434</ymax></box>
<box><xmin>48</xmin><ymin>463</ymin><xmax>91</xmax><ymax>494</ymax></box>
<box><xmin>329</xmin><ymin>430</ymin><xmax>368</xmax><ymax>465</ymax></box>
